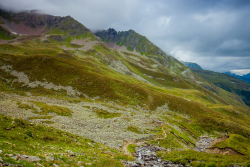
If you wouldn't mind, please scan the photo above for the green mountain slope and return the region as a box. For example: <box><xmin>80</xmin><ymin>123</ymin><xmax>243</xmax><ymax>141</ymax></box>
<box><xmin>95</xmin><ymin>28</ymin><xmax>168</xmax><ymax>57</ymax></box>
<box><xmin>0</xmin><ymin>9</ymin><xmax>250</xmax><ymax>166</ymax></box>
<box><xmin>190</xmin><ymin>67</ymin><xmax>250</xmax><ymax>106</ymax></box>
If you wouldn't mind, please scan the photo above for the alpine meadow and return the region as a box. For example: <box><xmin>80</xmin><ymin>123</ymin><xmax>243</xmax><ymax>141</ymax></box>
<box><xmin>0</xmin><ymin>4</ymin><xmax>250</xmax><ymax>167</ymax></box>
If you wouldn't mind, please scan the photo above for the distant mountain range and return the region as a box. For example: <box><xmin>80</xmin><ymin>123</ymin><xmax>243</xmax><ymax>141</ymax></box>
<box><xmin>225</xmin><ymin>72</ymin><xmax>250</xmax><ymax>84</ymax></box>
<box><xmin>182</xmin><ymin>61</ymin><xmax>250</xmax><ymax>106</ymax></box>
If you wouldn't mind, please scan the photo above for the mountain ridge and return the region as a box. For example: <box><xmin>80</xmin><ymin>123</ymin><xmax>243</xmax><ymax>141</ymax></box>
<box><xmin>225</xmin><ymin>71</ymin><xmax>250</xmax><ymax>84</ymax></box>
<box><xmin>95</xmin><ymin>28</ymin><xmax>168</xmax><ymax>58</ymax></box>
<box><xmin>190</xmin><ymin>67</ymin><xmax>250</xmax><ymax>106</ymax></box>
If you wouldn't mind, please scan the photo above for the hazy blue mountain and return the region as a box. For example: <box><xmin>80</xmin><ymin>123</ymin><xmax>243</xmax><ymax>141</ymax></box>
<box><xmin>183</xmin><ymin>62</ymin><xmax>203</xmax><ymax>70</ymax></box>
<box><xmin>190</xmin><ymin>68</ymin><xmax>250</xmax><ymax>106</ymax></box>
<box><xmin>225</xmin><ymin>72</ymin><xmax>250</xmax><ymax>84</ymax></box>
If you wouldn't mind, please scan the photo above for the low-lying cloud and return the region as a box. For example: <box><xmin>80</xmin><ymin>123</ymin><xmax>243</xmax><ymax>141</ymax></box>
<box><xmin>1</xmin><ymin>0</ymin><xmax>250</xmax><ymax>73</ymax></box>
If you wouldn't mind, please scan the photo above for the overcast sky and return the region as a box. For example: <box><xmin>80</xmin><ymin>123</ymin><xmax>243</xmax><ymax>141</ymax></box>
<box><xmin>1</xmin><ymin>0</ymin><xmax>250</xmax><ymax>73</ymax></box>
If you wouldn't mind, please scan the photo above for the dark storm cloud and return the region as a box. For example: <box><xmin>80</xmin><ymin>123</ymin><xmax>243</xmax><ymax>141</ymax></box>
<box><xmin>1</xmin><ymin>0</ymin><xmax>250</xmax><ymax>72</ymax></box>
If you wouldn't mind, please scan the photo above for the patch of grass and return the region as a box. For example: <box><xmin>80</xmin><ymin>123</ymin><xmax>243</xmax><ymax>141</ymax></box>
<box><xmin>212</xmin><ymin>134</ymin><xmax>250</xmax><ymax>155</ymax></box>
<box><xmin>150</xmin><ymin>131</ymin><xmax>185</xmax><ymax>149</ymax></box>
<box><xmin>17</xmin><ymin>102</ymin><xmax>37</xmax><ymax>112</ymax></box>
<box><xmin>127</xmin><ymin>144</ymin><xmax>137</xmax><ymax>153</ymax></box>
<box><xmin>158</xmin><ymin>149</ymin><xmax>250</xmax><ymax>167</ymax></box>
<box><xmin>41</xmin><ymin>120</ymin><xmax>54</xmax><ymax>124</ymax></box>
<box><xmin>31</xmin><ymin>101</ymin><xmax>72</xmax><ymax>116</ymax></box>
<box><xmin>92</xmin><ymin>107</ymin><xmax>121</xmax><ymax>119</ymax></box>
<box><xmin>127</xmin><ymin>125</ymin><xmax>143</xmax><ymax>134</ymax></box>
<box><xmin>0</xmin><ymin>25</ymin><xmax>17</xmax><ymax>40</ymax></box>
<box><xmin>0</xmin><ymin>18</ymin><xmax>4</xmax><ymax>24</ymax></box>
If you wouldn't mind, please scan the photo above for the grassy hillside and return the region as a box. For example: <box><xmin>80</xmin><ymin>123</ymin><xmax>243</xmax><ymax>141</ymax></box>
<box><xmin>190</xmin><ymin>67</ymin><xmax>250</xmax><ymax>106</ymax></box>
<box><xmin>0</xmin><ymin>114</ymin><xmax>130</xmax><ymax>167</ymax></box>
<box><xmin>0</xmin><ymin>9</ymin><xmax>250</xmax><ymax>166</ymax></box>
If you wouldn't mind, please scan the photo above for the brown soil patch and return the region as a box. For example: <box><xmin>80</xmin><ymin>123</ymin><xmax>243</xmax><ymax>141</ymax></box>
<box><xmin>206</xmin><ymin>147</ymin><xmax>244</xmax><ymax>155</ymax></box>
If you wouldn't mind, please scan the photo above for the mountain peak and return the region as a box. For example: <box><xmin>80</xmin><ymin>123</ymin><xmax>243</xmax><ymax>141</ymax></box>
<box><xmin>0</xmin><ymin>8</ymin><xmax>92</xmax><ymax>37</ymax></box>
<box><xmin>95</xmin><ymin>28</ymin><xmax>168</xmax><ymax>58</ymax></box>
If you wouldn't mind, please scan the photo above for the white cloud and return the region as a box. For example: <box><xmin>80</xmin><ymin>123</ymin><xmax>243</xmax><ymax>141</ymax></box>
<box><xmin>230</xmin><ymin>69</ymin><xmax>250</xmax><ymax>76</ymax></box>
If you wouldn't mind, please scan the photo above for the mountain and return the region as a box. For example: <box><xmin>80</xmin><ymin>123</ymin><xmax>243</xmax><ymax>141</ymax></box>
<box><xmin>95</xmin><ymin>28</ymin><xmax>167</xmax><ymax>57</ymax></box>
<box><xmin>183</xmin><ymin>61</ymin><xmax>203</xmax><ymax>70</ymax></box>
<box><xmin>225</xmin><ymin>71</ymin><xmax>250</xmax><ymax>84</ymax></box>
<box><xmin>1</xmin><ymin>9</ymin><xmax>250</xmax><ymax>166</ymax></box>
<box><xmin>190</xmin><ymin>68</ymin><xmax>250</xmax><ymax>106</ymax></box>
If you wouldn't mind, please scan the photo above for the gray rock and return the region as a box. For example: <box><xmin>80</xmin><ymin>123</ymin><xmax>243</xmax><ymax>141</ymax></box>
<box><xmin>36</xmin><ymin>163</ymin><xmax>44</xmax><ymax>167</ymax></box>
<box><xmin>136</xmin><ymin>158</ymin><xmax>144</xmax><ymax>165</ymax></box>
<box><xmin>20</xmin><ymin>154</ymin><xmax>28</xmax><ymax>160</ymax></box>
<box><xmin>85</xmin><ymin>163</ymin><xmax>92</xmax><ymax>166</ymax></box>
<box><xmin>26</xmin><ymin>156</ymin><xmax>41</xmax><ymax>162</ymax></box>
<box><xmin>45</xmin><ymin>155</ymin><xmax>54</xmax><ymax>161</ymax></box>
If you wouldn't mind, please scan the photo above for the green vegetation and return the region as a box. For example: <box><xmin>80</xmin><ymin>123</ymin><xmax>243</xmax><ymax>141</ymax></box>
<box><xmin>92</xmin><ymin>107</ymin><xmax>121</xmax><ymax>119</ymax></box>
<box><xmin>31</xmin><ymin>101</ymin><xmax>72</xmax><ymax>116</ymax></box>
<box><xmin>158</xmin><ymin>150</ymin><xmax>250</xmax><ymax>167</ymax></box>
<box><xmin>95</xmin><ymin>29</ymin><xmax>166</xmax><ymax>57</ymax></box>
<box><xmin>127</xmin><ymin>125</ymin><xmax>143</xmax><ymax>134</ymax></box>
<box><xmin>0</xmin><ymin>9</ymin><xmax>250</xmax><ymax>166</ymax></box>
<box><xmin>190</xmin><ymin>67</ymin><xmax>250</xmax><ymax>106</ymax></box>
<box><xmin>127</xmin><ymin>144</ymin><xmax>137</xmax><ymax>153</ymax></box>
<box><xmin>0</xmin><ymin>25</ymin><xmax>17</xmax><ymax>40</ymax></box>
<box><xmin>212</xmin><ymin>134</ymin><xmax>250</xmax><ymax>155</ymax></box>
<box><xmin>150</xmin><ymin>131</ymin><xmax>184</xmax><ymax>149</ymax></box>
<box><xmin>0</xmin><ymin>114</ymin><xmax>130</xmax><ymax>166</ymax></box>
<box><xmin>0</xmin><ymin>18</ymin><xmax>5</xmax><ymax>24</ymax></box>
<box><xmin>17</xmin><ymin>102</ymin><xmax>37</xmax><ymax>112</ymax></box>
<box><xmin>46</xmin><ymin>16</ymin><xmax>96</xmax><ymax>47</ymax></box>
